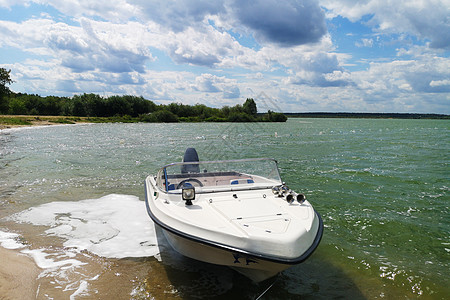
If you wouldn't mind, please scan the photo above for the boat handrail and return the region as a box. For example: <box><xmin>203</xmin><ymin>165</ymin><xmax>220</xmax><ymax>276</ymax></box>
<box><xmin>155</xmin><ymin>157</ymin><xmax>282</xmax><ymax>192</ymax></box>
<box><xmin>166</xmin><ymin>171</ymin><xmax>240</xmax><ymax>179</ymax></box>
<box><xmin>165</xmin><ymin>182</ymin><xmax>280</xmax><ymax>195</ymax></box>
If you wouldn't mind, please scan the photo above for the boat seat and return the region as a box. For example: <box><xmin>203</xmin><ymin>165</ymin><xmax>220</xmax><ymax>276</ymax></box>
<box><xmin>230</xmin><ymin>179</ymin><xmax>255</xmax><ymax>185</ymax></box>
<box><xmin>168</xmin><ymin>182</ymin><xmax>193</xmax><ymax>191</ymax></box>
<box><xmin>181</xmin><ymin>148</ymin><xmax>200</xmax><ymax>174</ymax></box>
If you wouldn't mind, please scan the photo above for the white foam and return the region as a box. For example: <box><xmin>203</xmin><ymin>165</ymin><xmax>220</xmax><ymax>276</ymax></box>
<box><xmin>0</xmin><ymin>230</ymin><xmax>26</xmax><ymax>249</ymax></box>
<box><xmin>9</xmin><ymin>194</ymin><xmax>160</xmax><ymax>259</ymax></box>
<box><xmin>21</xmin><ymin>248</ymin><xmax>86</xmax><ymax>270</ymax></box>
<box><xmin>3</xmin><ymin>194</ymin><xmax>161</xmax><ymax>298</ymax></box>
<box><xmin>68</xmin><ymin>280</ymin><xmax>89</xmax><ymax>300</ymax></box>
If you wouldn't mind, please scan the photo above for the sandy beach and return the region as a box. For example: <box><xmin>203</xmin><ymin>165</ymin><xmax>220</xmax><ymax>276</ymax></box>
<box><xmin>0</xmin><ymin>115</ymin><xmax>90</xmax><ymax>130</ymax></box>
<box><xmin>0</xmin><ymin>247</ymin><xmax>39</xmax><ymax>300</ymax></box>
<box><xmin>0</xmin><ymin>120</ymin><xmax>57</xmax><ymax>130</ymax></box>
<box><xmin>1</xmin><ymin>116</ymin><xmax>43</xmax><ymax>298</ymax></box>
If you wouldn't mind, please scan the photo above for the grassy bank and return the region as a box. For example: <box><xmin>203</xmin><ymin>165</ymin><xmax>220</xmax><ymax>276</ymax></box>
<box><xmin>0</xmin><ymin>111</ymin><xmax>289</xmax><ymax>129</ymax></box>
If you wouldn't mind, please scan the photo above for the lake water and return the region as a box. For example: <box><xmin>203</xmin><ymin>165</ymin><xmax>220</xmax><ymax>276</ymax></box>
<box><xmin>0</xmin><ymin>119</ymin><xmax>448</xmax><ymax>299</ymax></box>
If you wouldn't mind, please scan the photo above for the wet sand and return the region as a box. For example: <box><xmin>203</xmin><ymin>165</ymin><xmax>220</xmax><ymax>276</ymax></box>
<box><xmin>0</xmin><ymin>115</ymin><xmax>89</xmax><ymax>130</ymax></box>
<box><xmin>0</xmin><ymin>247</ymin><xmax>39</xmax><ymax>300</ymax></box>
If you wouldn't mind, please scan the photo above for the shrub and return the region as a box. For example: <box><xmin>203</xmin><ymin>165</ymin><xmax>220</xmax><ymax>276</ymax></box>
<box><xmin>141</xmin><ymin>110</ymin><xmax>179</xmax><ymax>123</ymax></box>
<box><xmin>227</xmin><ymin>112</ymin><xmax>256</xmax><ymax>122</ymax></box>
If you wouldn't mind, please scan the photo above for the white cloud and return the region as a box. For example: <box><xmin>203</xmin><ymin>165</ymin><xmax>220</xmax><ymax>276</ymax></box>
<box><xmin>348</xmin><ymin>55</ymin><xmax>450</xmax><ymax>112</ymax></box>
<box><xmin>192</xmin><ymin>73</ymin><xmax>240</xmax><ymax>99</ymax></box>
<box><xmin>164</xmin><ymin>26</ymin><xmax>234</xmax><ymax>67</ymax></box>
<box><xmin>0</xmin><ymin>18</ymin><xmax>53</xmax><ymax>49</ymax></box>
<box><xmin>355</xmin><ymin>38</ymin><xmax>373</xmax><ymax>47</ymax></box>
<box><xmin>0</xmin><ymin>0</ymin><xmax>28</xmax><ymax>8</ymax></box>
<box><xmin>321</xmin><ymin>0</ymin><xmax>450</xmax><ymax>49</ymax></box>
<box><xmin>1</xmin><ymin>1</ymin><xmax>449</xmax><ymax>114</ymax></box>
<box><xmin>132</xmin><ymin>0</ymin><xmax>225</xmax><ymax>31</ymax></box>
<box><xmin>0</xmin><ymin>17</ymin><xmax>155</xmax><ymax>73</ymax></box>
<box><xmin>45</xmin><ymin>0</ymin><xmax>139</xmax><ymax>22</ymax></box>
<box><xmin>193</xmin><ymin>73</ymin><xmax>221</xmax><ymax>93</ymax></box>
<box><xmin>430</xmin><ymin>79</ymin><xmax>450</xmax><ymax>87</ymax></box>
<box><xmin>254</xmin><ymin>36</ymin><xmax>355</xmax><ymax>87</ymax></box>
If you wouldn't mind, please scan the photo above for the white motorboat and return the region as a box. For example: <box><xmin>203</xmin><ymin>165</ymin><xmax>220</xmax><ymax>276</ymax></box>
<box><xmin>144</xmin><ymin>148</ymin><xmax>323</xmax><ymax>282</ymax></box>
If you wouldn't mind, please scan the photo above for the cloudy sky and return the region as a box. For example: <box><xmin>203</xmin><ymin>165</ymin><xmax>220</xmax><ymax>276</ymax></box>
<box><xmin>0</xmin><ymin>0</ymin><xmax>449</xmax><ymax>113</ymax></box>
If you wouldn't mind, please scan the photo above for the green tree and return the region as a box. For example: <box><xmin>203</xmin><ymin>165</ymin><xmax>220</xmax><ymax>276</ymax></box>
<box><xmin>263</xmin><ymin>110</ymin><xmax>288</xmax><ymax>122</ymax></box>
<box><xmin>220</xmin><ymin>105</ymin><xmax>231</xmax><ymax>118</ymax></box>
<box><xmin>20</xmin><ymin>94</ymin><xmax>41</xmax><ymax>115</ymax></box>
<box><xmin>0</xmin><ymin>68</ymin><xmax>14</xmax><ymax>113</ymax></box>
<box><xmin>106</xmin><ymin>95</ymin><xmax>133</xmax><ymax>116</ymax></box>
<box><xmin>228</xmin><ymin>112</ymin><xmax>255</xmax><ymax>122</ymax></box>
<box><xmin>8</xmin><ymin>98</ymin><xmax>27</xmax><ymax>115</ymax></box>
<box><xmin>230</xmin><ymin>104</ymin><xmax>243</xmax><ymax>114</ymax></box>
<box><xmin>127</xmin><ymin>95</ymin><xmax>156</xmax><ymax>116</ymax></box>
<box><xmin>86</xmin><ymin>94</ymin><xmax>107</xmax><ymax>117</ymax></box>
<box><xmin>71</xmin><ymin>95</ymin><xmax>88</xmax><ymax>116</ymax></box>
<box><xmin>243</xmin><ymin>98</ymin><xmax>257</xmax><ymax>116</ymax></box>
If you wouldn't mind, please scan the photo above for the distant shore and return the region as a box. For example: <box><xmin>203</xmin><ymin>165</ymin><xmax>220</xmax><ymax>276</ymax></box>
<box><xmin>284</xmin><ymin>112</ymin><xmax>449</xmax><ymax>119</ymax></box>
<box><xmin>1</xmin><ymin>112</ymin><xmax>449</xmax><ymax>130</ymax></box>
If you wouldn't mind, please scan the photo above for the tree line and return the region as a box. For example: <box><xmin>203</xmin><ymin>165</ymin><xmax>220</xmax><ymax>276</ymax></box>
<box><xmin>0</xmin><ymin>68</ymin><xmax>286</xmax><ymax>123</ymax></box>
<box><xmin>285</xmin><ymin>112</ymin><xmax>449</xmax><ymax>119</ymax></box>
<box><xmin>1</xmin><ymin>92</ymin><xmax>287</xmax><ymax>122</ymax></box>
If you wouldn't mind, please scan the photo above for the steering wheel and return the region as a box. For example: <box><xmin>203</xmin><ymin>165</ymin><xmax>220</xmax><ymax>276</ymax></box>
<box><xmin>177</xmin><ymin>178</ymin><xmax>203</xmax><ymax>189</ymax></box>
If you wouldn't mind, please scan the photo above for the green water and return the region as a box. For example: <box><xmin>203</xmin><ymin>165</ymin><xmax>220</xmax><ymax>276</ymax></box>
<box><xmin>0</xmin><ymin>119</ymin><xmax>449</xmax><ymax>299</ymax></box>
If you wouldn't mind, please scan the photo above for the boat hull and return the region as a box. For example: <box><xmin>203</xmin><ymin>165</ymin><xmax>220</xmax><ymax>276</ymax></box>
<box><xmin>146</xmin><ymin>187</ymin><xmax>324</xmax><ymax>282</ymax></box>
<box><xmin>161</xmin><ymin>227</ymin><xmax>288</xmax><ymax>282</ymax></box>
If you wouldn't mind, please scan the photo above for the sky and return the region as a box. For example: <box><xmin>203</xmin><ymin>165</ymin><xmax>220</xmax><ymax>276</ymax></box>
<box><xmin>0</xmin><ymin>0</ymin><xmax>449</xmax><ymax>114</ymax></box>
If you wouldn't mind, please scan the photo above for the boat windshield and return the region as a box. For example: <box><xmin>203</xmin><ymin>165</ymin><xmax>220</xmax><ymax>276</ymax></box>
<box><xmin>156</xmin><ymin>158</ymin><xmax>282</xmax><ymax>193</ymax></box>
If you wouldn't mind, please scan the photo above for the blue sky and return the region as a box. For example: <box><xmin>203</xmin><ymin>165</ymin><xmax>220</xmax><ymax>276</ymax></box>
<box><xmin>0</xmin><ymin>0</ymin><xmax>449</xmax><ymax>113</ymax></box>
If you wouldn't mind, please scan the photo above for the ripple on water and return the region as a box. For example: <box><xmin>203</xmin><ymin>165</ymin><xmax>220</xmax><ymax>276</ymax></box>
<box><xmin>0</xmin><ymin>120</ymin><xmax>448</xmax><ymax>298</ymax></box>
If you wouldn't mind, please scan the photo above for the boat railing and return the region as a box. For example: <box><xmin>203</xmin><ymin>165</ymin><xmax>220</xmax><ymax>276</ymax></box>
<box><xmin>156</xmin><ymin>158</ymin><xmax>282</xmax><ymax>193</ymax></box>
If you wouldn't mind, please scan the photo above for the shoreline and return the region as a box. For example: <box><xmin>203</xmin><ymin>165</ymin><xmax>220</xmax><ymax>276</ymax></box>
<box><xmin>2</xmin><ymin>113</ymin><xmax>447</xmax><ymax>131</ymax></box>
<box><xmin>0</xmin><ymin>247</ymin><xmax>39</xmax><ymax>299</ymax></box>
<box><xmin>0</xmin><ymin>115</ymin><xmax>90</xmax><ymax>130</ymax></box>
